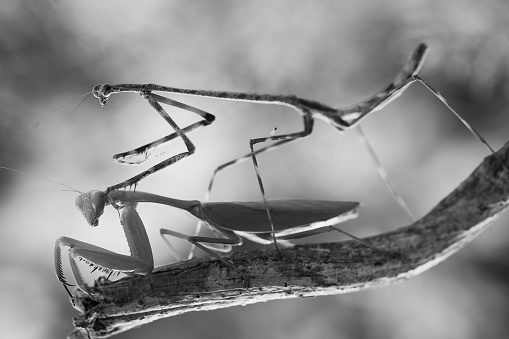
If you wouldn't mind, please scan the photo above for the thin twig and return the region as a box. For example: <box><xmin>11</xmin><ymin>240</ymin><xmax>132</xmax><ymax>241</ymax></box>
<box><xmin>69</xmin><ymin>140</ymin><xmax>509</xmax><ymax>339</ymax></box>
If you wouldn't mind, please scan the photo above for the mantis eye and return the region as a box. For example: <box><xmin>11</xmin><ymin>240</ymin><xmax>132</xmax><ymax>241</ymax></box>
<box><xmin>91</xmin><ymin>85</ymin><xmax>101</xmax><ymax>98</ymax></box>
<box><xmin>76</xmin><ymin>191</ymin><xmax>107</xmax><ymax>226</ymax></box>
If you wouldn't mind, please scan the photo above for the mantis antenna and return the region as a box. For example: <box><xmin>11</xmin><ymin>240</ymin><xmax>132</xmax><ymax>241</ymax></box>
<box><xmin>0</xmin><ymin>166</ymin><xmax>82</xmax><ymax>194</ymax></box>
<box><xmin>18</xmin><ymin>91</ymin><xmax>92</xmax><ymax>135</ymax></box>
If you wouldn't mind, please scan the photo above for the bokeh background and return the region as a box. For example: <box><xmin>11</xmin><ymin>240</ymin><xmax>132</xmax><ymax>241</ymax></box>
<box><xmin>1</xmin><ymin>1</ymin><xmax>509</xmax><ymax>338</ymax></box>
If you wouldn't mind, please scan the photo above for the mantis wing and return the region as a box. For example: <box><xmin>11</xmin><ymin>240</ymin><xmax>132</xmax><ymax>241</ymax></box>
<box><xmin>200</xmin><ymin>200</ymin><xmax>360</xmax><ymax>233</ymax></box>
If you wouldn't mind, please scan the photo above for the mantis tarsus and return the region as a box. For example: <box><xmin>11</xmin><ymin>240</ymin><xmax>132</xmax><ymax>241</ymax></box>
<box><xmin>55</xmin><ymin>188</ymin><xmax>376</xmax><ymax>306</ymax></box>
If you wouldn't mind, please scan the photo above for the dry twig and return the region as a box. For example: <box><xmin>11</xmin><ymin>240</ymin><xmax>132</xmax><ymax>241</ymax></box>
<box><xmin>69</xmin><ymin>140</ymin><xmax>509</xmax><ymax>339</ymax></box>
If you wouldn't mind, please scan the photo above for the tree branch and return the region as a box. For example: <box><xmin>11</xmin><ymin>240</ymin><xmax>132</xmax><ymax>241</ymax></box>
<box><xmin>69</xmin><ymin>141</ymin><xmax>509</xmax><ymax>339</ymax></box>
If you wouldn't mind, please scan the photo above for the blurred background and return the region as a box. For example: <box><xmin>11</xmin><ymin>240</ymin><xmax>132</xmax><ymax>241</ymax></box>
<box><xmin>1</xmin><ymin>1</ymin><xmax>509</xmax><ymax>338</ymax></box>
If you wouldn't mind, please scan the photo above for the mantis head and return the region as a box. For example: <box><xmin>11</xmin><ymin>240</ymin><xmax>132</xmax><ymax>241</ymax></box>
<box><xmin>76</xmin><ymin>190</ymin><xmax>108</xmax><ymax>226</ymax></box>
<box><xmin>92</xmin><ymin>84</ymin><xmax>113</xmax><ymax>107</ymax></box>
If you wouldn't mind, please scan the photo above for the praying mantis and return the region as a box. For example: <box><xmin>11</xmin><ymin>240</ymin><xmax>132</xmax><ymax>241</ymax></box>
<box><xmin>55</xmin><ymin>188</ymin><xmax>376</xmax><ymax>305</ymax></box>
<box><xmin>90</xmin><ymin>43</ymin><xmax>432</xmax><ymax>199</ymax></box>
<box><xmin>0</xmin><ymin>145</ymin><xmax>377</xmax><ymax>306</ymax></box>
<box><xmin>86</xmin><ymin>42</ymin><xmax>496</xmax><ymax>259</ymax></box>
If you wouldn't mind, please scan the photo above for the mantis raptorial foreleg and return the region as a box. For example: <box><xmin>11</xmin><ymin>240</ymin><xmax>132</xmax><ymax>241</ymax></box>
<box><xmin>104</xmin><ymin>92</ymin><xmax>214</xmax><ymax>192</ymax></box>
<box><xmin>55</xmin><ymin>195</ymin><xmax>154</xmax><ymax>305</ymax></box>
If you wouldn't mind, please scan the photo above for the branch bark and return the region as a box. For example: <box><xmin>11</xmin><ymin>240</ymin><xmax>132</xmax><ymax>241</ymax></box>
<box><xmin>69</xmin><ymin>141</ymin><xmax>509</xmax><ymax>339</ymax></box>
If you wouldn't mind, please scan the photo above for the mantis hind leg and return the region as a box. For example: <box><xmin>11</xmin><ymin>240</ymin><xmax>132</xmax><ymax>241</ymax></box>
<box><xmin>335</xmin><ymin>43</ymin><xmax>496</xmax><ymax>221</ymax></box>
<box><xmin>354</xmin><ymin>125</ymin><xmax>416</xmax><ymax>221</ymax></box>
<box><xmin>334</xmin><ymin>44</ymin><xmax>429</xmax><ymax>222</ymax></box>
<box><xmin>345</xmin><ymin>74</ymin><xmax>504</xmax><ymax>222</ymax></box>
<box><xmin>274</xmin><ymin>226</ymin><xmax>380</xmax><ymax>252</ymax></box>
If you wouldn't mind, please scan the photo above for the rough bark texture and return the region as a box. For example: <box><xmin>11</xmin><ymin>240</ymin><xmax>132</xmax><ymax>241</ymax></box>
<box><xmin>68</xmin><ymin>141</ymin><xmax>509</xmax><ymax>339</ymax></box>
